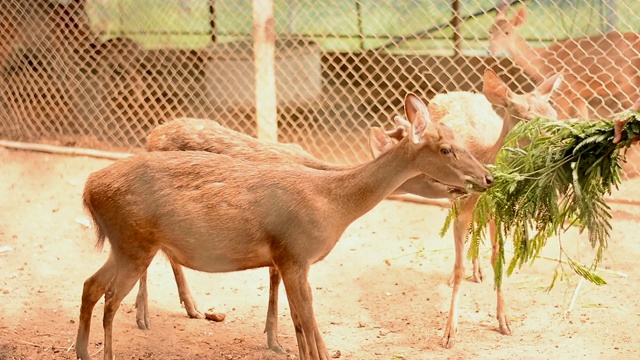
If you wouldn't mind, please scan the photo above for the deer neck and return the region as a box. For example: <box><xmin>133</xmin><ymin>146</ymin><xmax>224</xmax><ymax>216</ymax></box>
<box><xmin>487</xmin><ymin>109</ymin><xmax>520</xmax><ymax>161</ymax></box>
<box><xmin>327</xmin><ymin>140</ymin><xmax>420</xmax><ymax>225</ymax></box>
<box><xmin>508</xmin><ymin>35</ymin><xmax>552</xmax><ymax>81</ymax></box>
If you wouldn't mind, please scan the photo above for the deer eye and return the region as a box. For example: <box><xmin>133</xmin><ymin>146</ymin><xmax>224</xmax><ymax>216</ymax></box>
<box><xmin>440</xmin><ymin>147</ymin><xmax>452</xmax><ymax>155</ymax></box>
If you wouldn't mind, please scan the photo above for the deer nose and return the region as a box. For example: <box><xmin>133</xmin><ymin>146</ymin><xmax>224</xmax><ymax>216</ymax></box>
<box><xmin>485</xmin><ymin>175</ymin><xmax>494</xmax><ymax>186</ymax></box>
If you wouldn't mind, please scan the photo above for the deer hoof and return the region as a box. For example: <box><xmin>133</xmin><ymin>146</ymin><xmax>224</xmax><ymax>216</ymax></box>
<box><xmin>187</xmin><ymin>308</ymin><xmax>205</xmax><ymax>319</ymax></box>
<box><xmin>471</xmin><ymin>269</ymin><xmax>483</xmax><ymax>283</ymax></box>
<box><xmin>442</xmin><ymin>335</ymin><xmax>456</xmax><ymax>349</ymax></box>
<box><xmin>498</xmin><ymin>315</ymin><xmax>512</xmax><ymax>336</ymax></box>
<box><xmin>269</xmin><ymin>343</ymin><xmax>287</xmax><ymax>354</ymax></box>
<box><xmin>441</xmin><ymin>327</ymin><xmax>457</xmax><ymax>349</ymax></box>
<box><xmin>136</xmin><ymin>316</ymin><xmax>151</xmax><ymax>330</ymax></box>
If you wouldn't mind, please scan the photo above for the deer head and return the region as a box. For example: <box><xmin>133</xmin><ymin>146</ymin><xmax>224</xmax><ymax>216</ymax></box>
<box><xmin>482</xmin><ymin>68</ymin><xmax>563</xmax><ymax>121</ymax></box>
<box><xmin>488</xmin><ymin>3</ymin><xmax>527</xmax><ymax>56</ymax></box>
<box><xmin>371</xmin><ymin>93</ymin><xmax>493</xmax><ymax>193</ymax></box>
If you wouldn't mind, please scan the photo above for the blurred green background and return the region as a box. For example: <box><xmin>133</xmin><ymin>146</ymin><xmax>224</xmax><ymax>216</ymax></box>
<box><xmin>85</xmin><ymin>0</ymin><xmax>640</xmax><ymax>53</ymax></box>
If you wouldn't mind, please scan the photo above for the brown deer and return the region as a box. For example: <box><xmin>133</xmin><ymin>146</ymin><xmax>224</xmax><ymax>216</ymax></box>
<box><xmin>138</xmin><ymin>116</ymin><xmax>464</xmax><ymax>353</ymax></box>
<box><xmin>390</xmin><ymin>70</ymin><xmax>562</xmax><ymax>348</ymax></box>
<box><xmin>75</xmin><ymin>94</ymin><xmax>493</xmax><ymax>360</ymax></box>
<box><xmin>488</xmin><ymin>3</ymin><xmax>640</xmax><ymax>119</ymax></box>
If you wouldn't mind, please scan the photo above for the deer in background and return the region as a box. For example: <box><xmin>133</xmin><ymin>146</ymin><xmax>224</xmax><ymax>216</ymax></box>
<box><xmin>488</xmin><ymin>3</ymin><xmax>640</xmax><ymax>119</ymax></box>
<box><xmin>139</xmin><ymin>114</ymin><xmax>466</xmax><ymax>353</ymax></box>
<box><xmin>389</xmin><ymin>69</ymin><xmax>562</xmax><ymax>348</ymax></box>
<box><xmin>76</xmin><ymin>94</ymin><xmax>493</xmax><ymax>360</ymax></box>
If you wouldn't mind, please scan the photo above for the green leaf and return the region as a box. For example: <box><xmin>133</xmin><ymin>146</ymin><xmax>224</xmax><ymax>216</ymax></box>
<box><xmin>567</xmin><ymin>257</ymin><xmax>607</xmax><ymax>286</ymax></box>
<box><xmin>545</xmin><ymin>268</ymin><xmax>560</xmax><ymax>292</ymax></box>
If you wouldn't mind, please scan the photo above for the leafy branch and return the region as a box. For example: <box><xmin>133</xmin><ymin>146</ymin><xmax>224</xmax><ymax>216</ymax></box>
<box><xmin>442</xmin><ymin>110</ymin><xmax>640</xmax><ymax>289</ymax></box>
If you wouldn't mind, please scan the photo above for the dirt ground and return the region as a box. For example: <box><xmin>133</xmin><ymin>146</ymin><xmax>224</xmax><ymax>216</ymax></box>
<box><xmin>1</xmin><ymin>147</ymin><xmax>640</xmax><ymax>360</ymax></box>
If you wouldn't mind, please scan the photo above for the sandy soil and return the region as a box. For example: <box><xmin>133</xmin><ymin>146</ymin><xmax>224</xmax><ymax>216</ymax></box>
<box><xmin>1</xmin><ymin>147</ymin><xmax>639</xmax><ymax>360</ymax></box>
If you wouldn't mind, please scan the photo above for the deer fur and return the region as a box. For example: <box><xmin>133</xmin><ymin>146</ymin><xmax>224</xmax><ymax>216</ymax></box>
<box><xmin>488</xmin><ymin>3</ymin><xmax>640</xmax><ymax>119</ymax></box>
<box><xmin>75</xmin><ymin>94</ymin><xmax>493</xmax><ymax>360</ymax></box>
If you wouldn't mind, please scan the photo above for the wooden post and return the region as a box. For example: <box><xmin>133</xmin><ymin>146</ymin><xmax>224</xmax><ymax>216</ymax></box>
<box><xmin>253</xmin><ymin>0</ymin><xmax>278</xmax><ymax>142</ymax></box>
<box><xmin>287</xmin><ymin>0</ymin><xmax>298</xmax><ymax>33</ymax></box>
<box><xmin>602</xmin><ymin>0</ymin><xmax>618</xmax><ymax>32</ymax></box>
<box><xmin>355</xmin><ymin>0</ymin><xmax>365</xmax><ymax>50</ymax></box>
<box><xmin>451</xmin><ymin>0</ymin><xmax>461</xmax><ymax>58</ymax></box>
<box><xmin>208</xmin><ymin>0</ymin><xmax>217</xmax><ymax>43</ymax></box>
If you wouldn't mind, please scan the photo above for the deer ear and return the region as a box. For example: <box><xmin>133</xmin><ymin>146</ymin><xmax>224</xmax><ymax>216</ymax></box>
<box><xmin>495</xmin><ymin>0</ymin><xmax>509</xmax><ymax>16</ymax></box>
<box><xmin>393</xmin><ymin>115</ymin><xmax>411</xmax><ymax>134</ymax></box>
<box><xmin>513</xmin><ymin>6</ymin><xmax>526</xmax><ymax>27</ymax></box>
<box><xmin>368</xmin><ymin>127</ymin><xmax>395</xmax><ymax>158</ymax></box>
<box><xmin>537</xmin><ymin>72</ymin><xmax>563</xmax><ymax>101</ymax></box>
<box><xmin>384</xmin><ymin>126</ymin><xmax>406</xmax><ymax>141</ymax></box>
<box><xmin>404</xmin><ymin>93</ymin><xmax>434</xmax><ymax>144</ymax></box>
<box><xmin>482</xmin><ymin>69</ymin><xmax>511</xmax><ymax>107</ymax></box>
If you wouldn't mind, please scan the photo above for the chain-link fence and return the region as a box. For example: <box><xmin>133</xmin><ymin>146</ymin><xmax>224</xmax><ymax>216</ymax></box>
<box><xmin>1</xmin><ymin>0</ymin><xmax>639</xmax><ymax>174</ymax></box>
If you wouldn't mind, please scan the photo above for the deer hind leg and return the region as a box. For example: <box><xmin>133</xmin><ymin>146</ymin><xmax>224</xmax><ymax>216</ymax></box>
<box><xmin>265</xmin><ymin>266</ymin><xmax>286</xmax><ymax>353</ymax></box>
<box><xmin>490</xmin><ymin>221</ymin><xmax>511</xmax><ymax>335</ymax></box>
<box><xmin>279</xmin><ymin>262</ymin><xmax>330</xmax><ymax>360</ymax></box>
<box><xmin>103</xmin><ymin>249</ymin><xmax>157</xmax><ymax>360</ymax></box>
<box><xmin>442</xmin><ymin>198</ymin><xmax>475</xmax><ymax>349</ymax></box>
<box><xmin>76</xmin><ymin>253</ymin><xmax>117</xmax><ymax>360</ymax></box>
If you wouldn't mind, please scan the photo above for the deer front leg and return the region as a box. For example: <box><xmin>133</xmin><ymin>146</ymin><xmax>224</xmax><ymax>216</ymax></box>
<box><xmin>170</xmin><ymin>261</ymin><xmax>205</xmax><ymax>319</ymax></box>
<box><xmin>490</xmin><ymin>221</ymin><xmax>511</xmax><ymax>335</ymax></box>
<box><xmin>280</xmin><ymin>262</ymin><xmax>330</xmax><ymax>360</ymax></box>
<box><xmin>442</xmin><ymin>200</ymin><xmax>474</xmax><ymax>349</ymax></box>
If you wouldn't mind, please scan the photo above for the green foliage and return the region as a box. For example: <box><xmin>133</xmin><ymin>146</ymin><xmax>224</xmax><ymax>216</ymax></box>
<box><xmin>84</xmin><ymin>1</ymin><xmax>640</xmax><ymax>52</ymax></box>
<box><xmin>442</xmin><ymin>111</ymin><xmax>640</xmax><ymax>289</ymax></box>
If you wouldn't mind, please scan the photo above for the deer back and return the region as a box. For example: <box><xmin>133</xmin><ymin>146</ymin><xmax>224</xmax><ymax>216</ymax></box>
<box><xmin>83</xmin><ymin>151</ymin><xmax>346</xmax><ymax>272</ymax></box>
<box><xmin>146</xmin><ymin>118</ymin><xmax>335</xmax><ymax>170</ymax></box>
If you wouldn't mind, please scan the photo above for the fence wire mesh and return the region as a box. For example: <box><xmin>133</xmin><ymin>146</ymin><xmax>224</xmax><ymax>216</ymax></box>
<box><xmin>1</xmin><ymin>0</ymin><xmax>640</xmax><ymax>179</ymax></box>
